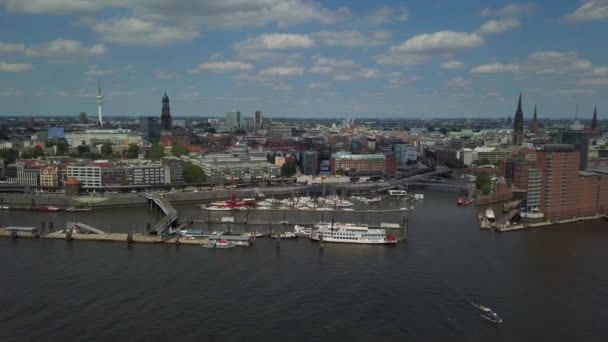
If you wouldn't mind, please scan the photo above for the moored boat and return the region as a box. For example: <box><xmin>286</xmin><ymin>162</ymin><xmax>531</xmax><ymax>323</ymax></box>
<box><xmin>200</xmin><ymin>239</ymin><xmax>236</xmax><ymax>249</ymax></box>
<box><xmin>37</xmin><ymin>206</ymin><xmax>61</xmax><ymax>212</ymax></box>
<box><xmin>65</xmin><ymin>206</ymin><xmax>93</xmax><ymax>212</ymax></box>
<box><xmin>271</xmin><ymin>232</ymin><xmax>298</xmax><ymax>239</ymax></box>
<box><xmin>310</xmin><ymin>223</ymin><xmax>397</xmax><ymax>245</ymax></box>
<box><xmin>388</xmin><ymin>190</ymin><xmax>407</xmax><ymax>197</ymax></box>
<box><xmin>294</xmin><ymin>225</ymin><xmax>311</xmax><ymax>237</ymax></box>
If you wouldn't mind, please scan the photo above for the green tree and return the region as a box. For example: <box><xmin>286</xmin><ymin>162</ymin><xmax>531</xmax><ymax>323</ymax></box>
<box><xmin>183</xmin><ymin>162</ymin><xmax>206</xmax><ymax>183</ymax></box>
<box><xmin>21</xmin><ymin>145</ymin><xmax>44</xmax><ymax>159</ymax></box>
<box><xmin>335</xmin><ymin>168</ymin><xmax>347</xmax><ymax>176</ymax></box>
<box><xmin>475</xmin><ymin>172</ymin><xmax>492</xmax><ymax>190</ymax></box>
<box><xmin>479</xmin><ymin>158</ymin><xmax>491</xmax><ymax>166</ymax></box>
<box><xmin>77</xmin><ymin>145</ymin><xmax>90</xmax><ymax>156</ymax></box>
<box><xmin>280</xmin><ymin>163</ymin><xmax>296</xmax><ymax>177</ymax></box>
<box><xmin>0</xmin><ymin>148</ymin><xmax>19</xmax><ymax>164</ymax></box>
<box><xmin>56</xmin><ymin>139</ymin><xmax>69</xmax><ymax>156</ymax></box>
<box><xmin>439</xmin><ymin>127</ymin><xmax>449</xmax><ymax>135</ymax></box>
<box><xmin>149</xmin><ymin>143</ymin><xmax>165</xmax><ymax>160</ymax></box>
<box><xmin>100</xmin><ymin>143</ymin><xmax>113</xmax><ymax>158</ymax></box>
<box><xmin>171</xmin><ymin>145</ymin><xmax>189</xmax><ymax>157</ymax></box>
<box><xmin>481</xmin><ymin>183</ymin><xmax>492</xmax><ymax>195</ymax></box>
<box><xmin>125</xmin><ymin>144</ymin><xmax>140</xmax><ymax>159</ymax></box>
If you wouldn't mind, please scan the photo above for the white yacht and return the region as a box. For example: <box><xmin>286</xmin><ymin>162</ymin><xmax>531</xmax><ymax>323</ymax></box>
<box><xmin>388</xmin><ymin>190</ymin><xmax>407</xmax><ymax>197</ymax></box>
<box><xmin>310</xmin><ymin>223</ymin><xmax>398</xmax><ymax>245</ymax></box>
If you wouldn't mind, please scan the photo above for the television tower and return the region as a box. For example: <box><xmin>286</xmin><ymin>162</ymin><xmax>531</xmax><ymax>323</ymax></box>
<box><xmin>96</xmin><ymin>78</ymin><xmax>104</xmax><ymax>126</ymax></box>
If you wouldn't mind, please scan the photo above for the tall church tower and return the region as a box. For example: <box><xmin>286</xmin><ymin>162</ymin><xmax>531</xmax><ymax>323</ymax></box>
<box><xmin>591</xmin><ymin>107</ymin><xmax>598</xmax><ymax>130</ymax></box>
<box><xmin>531</xmin><ymin>105</ymin><xmax>539</xmax><ymax>134</ymax></box>
<box><xmin>512</xmin><ymin>93</ymin><xmax>524</xmax><ymax>145</ymax></box>
<box><xmin>161</xmin><ymin>91</ymin><xmax>172</xmax><ymax>131</ymax></box>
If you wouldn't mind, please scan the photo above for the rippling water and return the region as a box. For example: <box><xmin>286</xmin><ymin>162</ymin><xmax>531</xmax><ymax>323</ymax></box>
<box><xmin>1</xmin><ymin>189</ymin><xmax>607</xmax><ymax>341</ymax></box>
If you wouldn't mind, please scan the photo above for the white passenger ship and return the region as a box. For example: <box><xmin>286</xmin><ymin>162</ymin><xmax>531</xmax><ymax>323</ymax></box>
<box><xmin>310</xmin><ymin>223</ymin><xmax>397</xmax><ymax>245</ymax></box>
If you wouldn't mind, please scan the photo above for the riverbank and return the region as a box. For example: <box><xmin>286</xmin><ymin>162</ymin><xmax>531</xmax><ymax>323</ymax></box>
<box><xmin>482</xmin><ymin>214</ymin><xmax>607</xmax><ymax>232</ymax></box>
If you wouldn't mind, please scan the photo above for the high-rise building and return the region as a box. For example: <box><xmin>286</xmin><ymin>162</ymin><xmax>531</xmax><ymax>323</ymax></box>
<box><xmin>160</xmin><ymin>91</ymin><xmax>172</xmax><ymax>131</ymax></box>
<box><xmin>79</xmin><ymin>112</ymin><xmax>88</xmax><ymax>124</ymax></box>
<box><xmin>162</xmin><ymin>157</ymin><xmax>184</xmax><ymax>185</ymax></box>
<box><xmin>302</xmin><ymin>151</ymin><xmax>319</xmax><ymax>175</ymax></box>
<box><xmin>512</xmin><ymin>93</ymin><xmax>524</xmax><ymax>145</ymax></box>
<box><xmin>531</xmin><ymin>105</ymin><xmax>539</xmax><ymax>134</ymax></box>
<box><xmin>393</xmin><ymin>143</ymin><xmax>417</xmax><ymax>163</ymax></box>
<box><xmin>562</xmin><ymin>130</ymin><xmax>589</xmax><ymax>170</ymax></box>
<box><xmin>225</xmin><ymin>110</ymin><xmax>244</xmax><ymax>132</ymax></box>
<box><xmin>254</xmin><ymin>111</ymin><xmax>263</xmax><ymax>128</ymax></box>
<box><xmin>591</xmin><ymin>107</ymin><xmax>598</xmax><ymax>130</ymax></box>
<box><xmin>140</xmin><ymin>116</ymin><xmax>161</xmax><ymax>143</ymax></box>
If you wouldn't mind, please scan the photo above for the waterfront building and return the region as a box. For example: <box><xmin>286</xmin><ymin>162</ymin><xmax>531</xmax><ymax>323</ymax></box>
<box><xmin>512</xmin><ymin>93</ymin><xmax>524</xmax><ymax>146</ymax></box>
<box><xmin>460</xmin><ymin>148</ymin><xmax>473</xmax><ymax>166</ymax></box>
<box><xmin>101</xmin><ymin>167</ymin><xmax>131</xmax><ymax>187</ymax></box>
<box><xmin>330</xmin><ymin>152</ymin><xmax>387</xmax><ymax>176</ymax></box>
<box><xmin>384</xmin><ymin>153</ymin><xmax>397</xmax><ymax>177</ymax></box>
<box><xmin>162</xmin><ymin>157</ymin><xmax>184</xmax><ymax>185</ymax></box>
<box><xmin>185</xmin><ymin>154</ymin><xmax>279</xmax><ymax>184</ymax></box>
<box><xmin>40</xmin><ymin>167</ymin><xmax>58</xmax><ymax>188</ymax></box>
<box><xmin>131</xmin><ymin>165</ymin><xmax>169</xmax><ymax>185</ymax></box>
<box><xmin>140</xmin><ymin>117</ymin><xmax>161</xmax><ymax>143</ymax></box>
<box><xmin>67</xmin><ymin>165</ymin><xmax>102</xmax><ymax>188</ymax></box>
<box><xmin>393</xmin><ymin>143</ymin><xmax>417</xmax><ymax>163</ymax></box>
<box><xmin>302</xmin><ymin>151</ymin><xmax>319</xmax><ymax>176</ymax></box>
<box><xmin>225</xmin><ymin>110</ymin><xmax>244</xmax><ymax>132</ymax></box>
<box><xmin>160</xmin><ymin>91</ymin><xmax>172</xmax><ymax>131</ymax></box>
<box><xmin>64</xmin><ymin>177</ymin><xmax>81</xmax><ymax>195</ymax></box>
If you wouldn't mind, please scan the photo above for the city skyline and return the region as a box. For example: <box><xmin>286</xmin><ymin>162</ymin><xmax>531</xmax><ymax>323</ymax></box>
<box><xmin>0</xmin><ymin>0</ymin><xmax>607</xmax><ymax>118</ymax></box>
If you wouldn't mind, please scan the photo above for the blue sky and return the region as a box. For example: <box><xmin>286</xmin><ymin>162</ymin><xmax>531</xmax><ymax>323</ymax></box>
<box><xmin>0</xmin><ymin>0</ymin><xmax>607</xmax><ymax>119</ymax></box>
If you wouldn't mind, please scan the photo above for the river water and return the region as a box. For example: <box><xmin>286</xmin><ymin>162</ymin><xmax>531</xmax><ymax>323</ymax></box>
<box><xmin>0</xmin><ymin>188</ymin><xmax>607</xmax><ymax>341</ymax></box>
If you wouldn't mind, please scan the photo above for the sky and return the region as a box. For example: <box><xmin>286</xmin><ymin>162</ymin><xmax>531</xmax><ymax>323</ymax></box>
<box><xmin>0</xmin><ymin>0</ymin><xmax>607</xmax><ymax>119</ymax></box>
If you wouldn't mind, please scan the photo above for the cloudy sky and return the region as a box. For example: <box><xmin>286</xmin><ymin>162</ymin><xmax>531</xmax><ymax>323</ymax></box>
<box><xmin>0</xmin><ymin>0</ymin><xmax>606</xmax><ymax>119</ymax></box>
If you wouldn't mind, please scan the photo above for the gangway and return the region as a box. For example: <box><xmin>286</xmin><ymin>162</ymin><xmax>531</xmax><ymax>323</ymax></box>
<box><xmin>67</xmin><ymin>222</ymin><xmax>106</xmax><ymax>234</ymax></box>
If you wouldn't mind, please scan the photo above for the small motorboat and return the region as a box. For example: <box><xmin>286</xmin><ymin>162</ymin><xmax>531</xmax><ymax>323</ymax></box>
<box><xmin>472</xmin><ymin>303</ymin><xmax>502</xmax><ymax>324</ymax></box>
<box><xmin>294</xmin><ymin>225</ymin><xmax>311</xmax><ymax>237</ymax></box>
<box><xmin>271</xmin><ymin>232</ymin><xmax>298</xmax><ymax>239</ymax></box>
<box><xmin>242</xmin><ymin>231</ymin><xmax>266</xmax><ymax>238</ymax></box>
<box><xmin>457</xmin><ymin>197</ymin><xmax>464</xmax><ymax>206</ymax></box>
<box><xmin>200</xmin><ymin>239</ymin><xmax>235</xmax><ymax>249</ymax></box>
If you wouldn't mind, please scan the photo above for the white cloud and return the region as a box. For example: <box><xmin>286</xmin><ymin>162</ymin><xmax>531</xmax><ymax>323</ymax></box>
<box><xmin>470</xmin><ymin>63</ymin><xmax>520</xmax><ymax>74</ymax></box>
<box><xmin>1</xmin><ymin>0</ymin><xmax>350</xmax><ymax>29</ymax></box>
<box><xmin>92</xmin><ymin>17</ymin><xmax>199</xmax><ymax>46</ymax></box>
<box><xmin>55</xmin><ymin>89</ymin><xmax>94</xmax><ymax>97</ymax></box>
<box><xmin>308</xmin><ymin>82</ymin><xmax>329</xmax><ymax>89</ymax></box>
<box><xmin>564</xmin><ymin>0</ymin><xmax>608</xmax><ymax>23</ymax></box>
<box><xmin>313</xmin><ymin>56</ymin><xmax>359</xmax><ymax>69</ymax></box>
<box><xmin>367</xmin><ymin>6</ymin><xmax>408</xmax><ymax>25</ymax></box>
<box><xmin>578</xmin><ymin>78</ymin><xmax>608</xmax><ymax>86</ymax></box>
<box><xmin>154</xmin><ymin>69</ymin><xmax>177</xmax><ymax>79</ymax></box>
<box><xmin>374</xmin><ymin>52</ymin><xmax>430</xmax><ymax>66</ymax></box>
<box><xmin>108</xmin><ymin>90</ymin><xmax>137</xmax><ymax>97</ymax></box>
<box><xmin>446</xmin><ymin>77</ymin><xmax>472</xmax><ymax>87</ymax></box>
<box><xmin>529</xmin><ymin>50</ymin><xmax>577</xmax><ymax>62</ymax></box>
<box><xmin>25</xmin><ymin>39</ymin><xmax>107</xmax><ymax>59</ymax></box>
<box><xmin>0</xmin><ymin>42</ymin><xmax>25</xmax><ymax>54</ymax></box>
<box><xmin>333</xmin><ymin>74</ymin><xmax>353</xmax><ymax>82</ymax></box>
<box><xmin>593</xmin><ymin>67</ymin><xmax>608</xmax><ymax>76</ymax></box>
<box><xmin>391</xmin><ymin>31</ymin><xmax>484</xmax><ymax>53</ymax></box>
<box><xmin>188</xmin><ymin>61</ymin><xmax>253</xmax><ymax>74</ymax></box>
<box><xmin>441</xmin><ymin>61</ymin><xmax>465</xmax><ymax>69</ymax></box>
<box><xmin>1</xmin><ymin>0</ymin><xmax>102</xmax><ymax>14</ymax></box>
<box><xmin>272</xmin><ymin>84</ymin><xmax>293</xmax><ymax>93</ymax></box>
<box><xmin>309</xmin><ymin>66</ymin><xmax>333</xmax><ymax>74</ymax></box>
<box><xmin>85</xmin><ymin>65</ymin><xmax>132</xmax><ymax>76</ymax></box>
<box><xmin>234</xmin><ymin>33</ymin><xmax>314</xmax><ymax>59</ymax></box>
<box><xmin>359</xmin><ymin>68</ymin><xmax>381</xmax><ymax>78</ymax></box>
<box><xmin>478</xmin><ymin>18</ymin><xmax>520</xmax><ymax>35</ymax></box>
<box><xmin>258</xmin><ymin>66</ymin><xmax>304</xmax><ymax>76</ymax></box>
<box><xmin>312</xmin><ymin>30</ymin><xmax>391</xmax><ymax>48</ymax></box>
<box><xmin>0</xmin><ymin>61</ymin><xmax>32</xmax><ymax>72</ymax></box>
<box><xmin>481</xmin><ymin>3</ymin><xmax>537</xmax><ymax>17</ymax></box>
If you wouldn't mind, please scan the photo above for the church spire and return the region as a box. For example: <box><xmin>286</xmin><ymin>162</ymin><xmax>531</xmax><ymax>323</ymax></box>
<box><xmin>512</xmin><ymin>93</ymin><xmax>524</xmax><ymax>145</ymax></box>
<box><xmin>531</xmin><ymin>105</ymin><xmax>539</xmax><ymax>134</ymax></box>
<box><xmin>591</xmin><ymin>106</ymin><xmax>598</xmax><ymax>130</ymax></box>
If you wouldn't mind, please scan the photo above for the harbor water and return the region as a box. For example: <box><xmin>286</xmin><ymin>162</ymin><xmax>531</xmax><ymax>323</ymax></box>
<box><xmin>1</xmin><ymin>188</ymin><xmax>607</xmax><ymax>341</ymax></box>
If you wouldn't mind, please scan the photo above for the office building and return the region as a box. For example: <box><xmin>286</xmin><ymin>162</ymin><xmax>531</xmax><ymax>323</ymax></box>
<box><xmin>79</xmin><ymin>112</ymin><xmax>88</xmax><ymax>124</ymax></box>
<box><xmin>140</xmin><ymin>117</ymin><xmax>161</xmax><ymax>143</ymax></box>
<box><xmin>562</xmin><ymin>130</ymin><xmax>589</xmax><ymax>171</ymax></box>
<box><xmin>67</xmin><ymin>165</ymin><xmax>102</xmax><ymax>188</ymax></box>
<box><xmin>226</xmin><ymin>110</ymin><xmax>245</xmax><ymax>132</ymax></box>
<box><xmin>330</xmin><ymin>152</ymin><xmax>388</xmax><ymax>176</ymax></box>
<box><xmin>163</xmin><ymin>157</ymin><xmax>184</xmax><ymax>185</ymax></box>
<box><xmin>302</xmin><ymin>151</ymin><xmax>319</xmax><ymax>176</ymax></box>
<box><xmin>131</xmin><ymin>165</ymin><xmax>169</xmax><ymax>185</ymax></box>
<box><xmin>393</xmin><ymin>143</ymin><xmax>417</xmax><ymax>163</ymax></box>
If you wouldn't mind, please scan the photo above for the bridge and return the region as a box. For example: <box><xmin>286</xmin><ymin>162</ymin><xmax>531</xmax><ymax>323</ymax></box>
<box><xmin>148</xmin><ymin>195</ymin><xmax>178</xmax><ymax>236</ymax></box>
